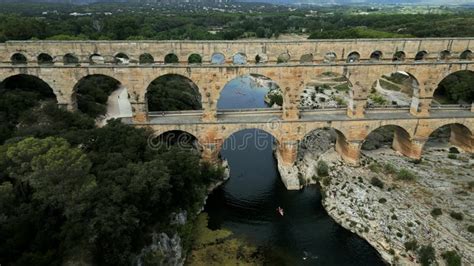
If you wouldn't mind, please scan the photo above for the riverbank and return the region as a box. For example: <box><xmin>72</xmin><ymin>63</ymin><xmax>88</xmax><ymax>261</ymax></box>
<box><xmin>300</xmin><ymin>145</ymin><xmax>473</xmax><ymax>265</ymax></box>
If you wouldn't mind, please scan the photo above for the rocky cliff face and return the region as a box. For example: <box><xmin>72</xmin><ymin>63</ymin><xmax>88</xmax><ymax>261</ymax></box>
<box><xmin>297</xmin><ymin>145</ymin><xmax>473</xmax><ymax>265</ymax></box>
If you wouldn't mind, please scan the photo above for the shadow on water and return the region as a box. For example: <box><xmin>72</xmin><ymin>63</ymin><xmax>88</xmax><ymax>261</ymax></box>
<box><xmin>204</xmin><ymin>129</ymin><xmax>385</xmax><ymax>265</ymax></box>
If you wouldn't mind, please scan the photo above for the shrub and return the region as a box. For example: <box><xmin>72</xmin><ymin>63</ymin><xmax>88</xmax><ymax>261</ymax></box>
<box><xmin>450</xmin><ymin>211</ymin><xmax>463</xmax><ymax>221</ymax></box>
<box><xmin>404</xmin><ymin>240</ymin><xmax>418</xmax><ymax>251</ymax></box>
<box><xmin>378</xmin><ymin>198</ymin><xmax>387</xmax><ymax>204</ymax></box>
<box><xmin>396</xmin><ymin>232</ymin><xmax>403</xmax><ymax>238</ymax></box>
<box><xmin>449</xmin><ymin>147</ymin><xmax>460</xmax><ymax>154</ymax></box>
<box><xmin>317</xmin><ymin>160</ymin><xmax>329</xmax><ymax>177</ymax></box>
<box><xmin>441</xmin><ymin>250</ymin><xmax>461</xmax><ymax>266</ymax></box>
<box><xmin>418</xmin><ymin>244</ymin><xmax>436</xmax><ymax>266</ymax></box>
<box><xmin>383</xmin><ymin>163</ymin><xmax>397</xmax><ymax>175</ymax></box>
<box><xmin>431</xmin><ymin>208</ymin><xmax>442</xmax><ymax>217</ymax></box>
<box><xmin>468</xmin><ymin>225</ymin><xmax>474</xmax><ymax>233</ymax></box>
<box><xmin>322</xmin><ymin>177</ymin><xmax>331</xmax><ymax>186</ymax></box>
<box><xmin>447</xmin><ymin>154</ymin><xmax>457</xmax><ymax>160</ymax></box>
<box><xmin>370</xmin><ymin>177</ymin><xmax>384</xmax><ymax>189</ymax></box>
<box><xmin>396</xmin><ymin>169</ymin><xmax>417</xmax><ymax>181</ymax></box>
<box><xmin>368</xmin><ymin>162</ymin><xmax>382</xmax><ymax>173</ymax></box>
<box><xmin>391</xmin><ymin>214</ymin><xmax>398</xmax><ymax>220</ymax></box>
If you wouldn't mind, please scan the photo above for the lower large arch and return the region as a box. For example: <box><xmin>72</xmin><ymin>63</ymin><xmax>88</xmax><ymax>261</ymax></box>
<box><xmin>72</xmin><ymin>74</ymin><xmax>132</xmax><ymax>119</ymax></box>
<box><xmin>423</xmin><ymin>123</ymin><xmax>473</xmax><ymax>154</ymax></box>
<box><xmin>145</xmin><ymin>74</ymin><xmax>202</xmax><ymax>112</ymax></box>
<box><xmin>150</xmin><ymin>130</ymin><xmax>201</xmax><ymax>152</ymax></box>
<box><xmin>217</xmin><ymin>74</ymin><xmax>282</xmax><ymax>110</ymax></box>
<box><xmin>299</xmin><ymin>127</ymin><xmax>354</xmax><ymax>164</ymax></box>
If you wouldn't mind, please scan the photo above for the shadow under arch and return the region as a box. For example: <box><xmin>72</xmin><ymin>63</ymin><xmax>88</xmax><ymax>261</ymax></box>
<box><xmin>368</xmin><ymin>70</ymin><xmax>419</xmax><ymax>107</ymax></box>
<box><xmin>432</xmin><ymin>70</ymin><xmax>474</xmax><ymax>106</ymax></box>
<box><xmin>216</xmin><ymin>73</ymin><xmax>282</xmax><ymax>110</ymax></box>
<box><xmin>362</xmin><ymin>124</ymin><xmax>414</xmax><ymax>157</ymax></box>
<box><xmin>150</xmin><ymin>129</ymin><xmax>201</xmax><ymax>152</ymax></box>
<box><xmin>72</xmin><ymin>74</ymin><xmax>132</xmax><ymax>119</ymax></box>
<box><xmin>145</xmin><ymin>74</ymin><xmax>202</xmax><ymax>112</ymax></box>
<box><xmin>422</xmin><ymin>123</ymin><xmax>473</xmax><ymax>153</ymax></box>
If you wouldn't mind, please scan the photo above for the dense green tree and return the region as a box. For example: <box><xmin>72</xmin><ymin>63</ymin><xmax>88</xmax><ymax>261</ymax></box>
<box><xmin>146</xmin><ymin>75</ymin><xmax>202</xmax><ymax>111</ymax></box>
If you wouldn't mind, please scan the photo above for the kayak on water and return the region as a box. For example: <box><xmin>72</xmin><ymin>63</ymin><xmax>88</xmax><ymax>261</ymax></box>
<box><xmin>277</xmin><ymin>206</ymin><xmax>284</xmax><ymax>216</ymax></box>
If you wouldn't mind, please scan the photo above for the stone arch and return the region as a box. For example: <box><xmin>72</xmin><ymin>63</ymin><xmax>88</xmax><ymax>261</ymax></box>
<box><xmin>255</xmin><ymin>53</ymin><xmax>268</xmax><ymax>64</ymax></box>
<box><xmin>299</xmin><ymin>72</ymin><xmax>352</xmax><ymax>109</ymax></box>
<box><xmin>432</xmin><ymin>70</ymin><xmax>474</xmax><ymax>105</ymax></box>
<box><xmin>217</xmin><ymin>73</ymin><xmax>282</xmax><ymax>110</ymax></box>
<box><xmin>370</xmin><ymin>50</ymin><xmax>383</xmax><ymax>61</ymax></box>
<box><xmin>11</xmin><ymin>53</ymin><xmax>27</xmax><ymax>65</ymax></box>
<box><xmin>277</xmin><ymin>52</ymin><xmax>290</xmax><ymax>64</ymax></box>
<box><xmin>233</xmin><ymin>52</ymin><xmax>247</xmax><ymax>65</ymax></box>
<box><xmin>145</xmin><ymin>74</ymin><xmax>202</xmax><ymax>112</ymax></box>
<box><xmin>164</xmin><ymin>53</ymin><xmax>179</xmax><ymax>64</ymax></box>
<box><xmin>114</xmin><ymin>52</ymin><xmax>130</xmax><ymax>64</ymax></box>
<box><xmin>299</xmin><ymin>127</ymin><xmax>350</xmax><ymax>157</ymax></box>
<box><xmin>323</xmin><ymin>52</ymin><xmax>336</xmax><ymax>63</ymax></box>
<box><xmin>37</xmin><ymin>53</ymin><xmax>54</xmax><ymax>65</ymax></box>
<box><xmin>392</xmin><ymin>51</ymin><xmax>406</xmax><ymax>62</ymax></box>
<box><xmin>460</xmin><ymin>50</ymin><xmax>472</xmax><ymax>60</ymax></box>
<box><xmin>89</xmin><ymin>53</ymin><xmax>105</xmax><ymax>64</ymax></box>
<box><xmin>346</xmin><ymin>51</ymin><xmax>360</xmax><ymax>63</ymax></box>
<box><xmin>439</xmin><ymin>50</ymin><xmax>451</xmax><ymax>61</ymax></box>
<box><xmin>63</xmin><ymin>53</ymin><xmax>79</xmax><ymax>65</ymax></box>
<box><xmin>415</xmin><ymin>51</ymin><xmax>428</xmax><ymax>61</ymax></box>
<box><xmin>368</xmin><ymin>70</ymin><xmax>419</xmax><ymax>107</ymax></box>
<box><xmin>211</xmin><ymin>52</ymin><xmax>225</xmax><ymax>64</ymax></box>
<box><xmin>139</xmin><ymin>53</ymin><xmax>154</xmax><ymax>64</ymax></box>
<box><xmin>72</xmin><ymin>74</ymin><xmax>132</xmax><ymax>119</ymax></box>
<box><xmin>299</xmin><ymin>53</ymin><xmax>313</xmax><ymax>64</ymax></box>
<box><xmin>422</xmin><ymin>123</ymin><xmax>473</xmax><ymax>153</ymax></box>
<box><xmin>218</xmin><ymin>127</ymin><xmax>280</xmax><ymax>157</ymax></box>
<box><xmin>362</xmin><ymin>124</ymin><xmax>418</xmax><ymax>159</ymax></box>
<box><xmin>188</xmin><ymin>53</ymin><xmax>202</xmax><ymax>64</ymax></box>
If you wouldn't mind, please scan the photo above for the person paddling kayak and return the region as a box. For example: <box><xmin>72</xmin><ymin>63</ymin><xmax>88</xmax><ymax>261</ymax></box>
<box><xmin>277</xmin><ymin>206</ymin><xmax>284</xmax><ymax>216</ymax></box>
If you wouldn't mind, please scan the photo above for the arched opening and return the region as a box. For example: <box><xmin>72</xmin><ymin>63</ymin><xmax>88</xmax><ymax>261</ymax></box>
<box><xmin>392</xmin><ymin>51</ymin><xmax>406</xmax><ymax>62</ymax></box>
<box><xmin>63</xmin><ymin>53</ymin><xmax>79</xmax><ymax>65</ymax></box>
<box><xmin>211</xmin><ymin>52</ymin><xmax>225</xmax><ymax>64</ymax></box>
<box><xmin>277</xmin><ymin>52</ymin><xmax>290</xmax><ymax>64</ymax></box>
<box><xmin>346</xmin><ymin>51</ymin><xmax>360</xmax><ymax>63</ymax></box>
<box><xmin>255</xmin><ymin>53</ymin><xmax>268</xmax><ymax>64</ymax></box>
<box><xmin>232</xmin><ymin>52</ymin><xmax>247</xmax><ymax>65</ymax></box>
<box><xmin>368</xmin><ymin>71</ymin><xmax>418</xmax><ymax>107</ymax></box>
<box><xmin>0</xmin><ymin>74</ymin><xmax>57</xmax><ymax>142</ymax></box>
<box><xmin>89</xmin><ymin>53</ymin><xmax>105</xmax><ymax>65</ymax></box>
<box><xmin>460</xmin><ymin>50</ymin><xmax>472</xmax><ymax>60</ymax></box>
<box><xmin>300</xmin><ymin>53</ymin><xmax>313</xmax><ymax>64</ymax></box>
<box><xmin>298</xmin><ymin>128</ymin><xmax>349</xmax><ymax>167</ymax></box>
<box><xmin>299</xmin><ymin>72</ymin><xmax>351</xmax><ymax>109</ymax></box>
<box><xmin>146</xmin><ymin>74</ymin><xmax>201</xmax><ymax>112</ymax></box>
<box><xmin>72</xmin><ymin>74</ymin><xmax>132</xmax><ymax>119</ymax></box>
<box><xmin>37</xmin><ymin>53</ymin><xmax>54</xmax><ymax>65</ymax></box>
<box><xmin>217</xmin><ymin>74</ymin><xmax>282</xmax><ymax>110</ymax></box>
<box><xmin>114</xmin><ymin>53</ymin><xmax>130</xmax><ymax>65</ymax></box>
<box><xmin>369</xmin><ymin>51</ymin><xmax>383</xmax><ymax>61</ymax></box>
<box><xmin>188</xmin><ymin>54</ymin><xmax>202</xmax><ymax>64</ymax></box>
<box><xmin>433</xmin><ymin>70</ymin><xmax>474</xmax><ymax>106</ymax></box>
<box><xmin>139</xmin><ymin>53</ymin><xmax>154</xmax><ymax>64</ymax></box>
<box><xmin>323</xmin><ymin>52</ymin><xmax>336</xmax><ymax>63</ymax></box>
<box><xmin>218</xmin><ymin>128</ymin><xmax>279</xmax><ymax>190</ymax></box>
<box><xmin>423</xmin><ymin>123</ymin><xmax>473</xmax><ymax>154</ymax></box>
<box><xmin>414</xmin><ymin>51</ymin><xmax>428</xmax><ymax>61</ymax></box>
<box><xmin>439</xmin><ymin>50</ymin><xmax>451</xmax><ymax>61</ymax></box>
<box><xmin>164</xmin><ymin>53</ymin><xmax>179</xmax><ymax>64</ymax></box>
<box><xmin>362</xmin><ymin>125</ymin><xmax>412</xmax><ymax>155</ymax></box>
<box><xmin>11</xmin><ymin>53</ymin><xmax>27</xmax><ymax>65</ymax></box>
<box><xmin>150</xmin><ymin>130</ymin><xmax>200</xmax><ymax>152</ymax></box>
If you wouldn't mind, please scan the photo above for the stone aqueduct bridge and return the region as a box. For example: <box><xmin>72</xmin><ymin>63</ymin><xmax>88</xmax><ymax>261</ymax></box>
<box><xmin>1</xmin><ymin>38</ymin><xmax>473</xmax><ymax>187</ymax></box>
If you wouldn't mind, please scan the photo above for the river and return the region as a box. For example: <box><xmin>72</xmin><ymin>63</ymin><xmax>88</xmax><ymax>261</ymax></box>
<box><xmin>203</xmin><ymin>130</ymin><xmax>385</xmax><ymax>265</ymax></box>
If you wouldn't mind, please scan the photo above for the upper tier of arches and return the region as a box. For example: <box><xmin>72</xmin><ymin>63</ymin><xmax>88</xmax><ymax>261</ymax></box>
<box><xmin>5</xmin><ymin>48</ymin><xmax>473</xmax><ymax>66</ymax></box>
